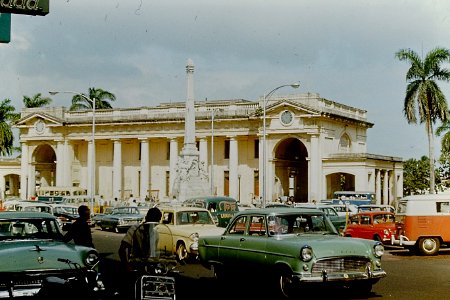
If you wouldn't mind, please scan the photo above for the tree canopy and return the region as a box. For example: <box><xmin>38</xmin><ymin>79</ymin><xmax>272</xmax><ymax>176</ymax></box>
<box><xmin>396</xmin><ymin>47</ymin><xmax>450</xmax><ymax>193</ymax></box>
<box><xmin>70</xmin><ymin>87</ymin><xmax>116</xmax><ymax>111</ymax></box>
<box><xmin>23</xmin><ymin>93</ymin><xmax>52</xmax><ymax>108</ymax></box>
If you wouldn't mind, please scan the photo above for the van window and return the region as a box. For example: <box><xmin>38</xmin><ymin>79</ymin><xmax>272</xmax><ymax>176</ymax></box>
<box><xmin>436</xmin><ymin>202</ymin><xmax>450</xmax><ymax>213</ymax></box>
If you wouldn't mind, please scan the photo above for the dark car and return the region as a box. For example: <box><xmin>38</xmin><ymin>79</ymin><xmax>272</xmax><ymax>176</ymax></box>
<box><xmin>183</xmin><ymin>196</ymin><xmax>239</xmax><ymax>227</ymax></box>
<box><xmin>97</xmin><ymin>206</ymin><xmax>144</xmax><ymax>233</ymax></box>
<box><xmin>344</xmin><ymin>211</ymin><xmax>396</xmax><ymax>243</ymax></box>
<box><xmin>92</xmin><ymin>206</ymin><xmax>114</xmax><ymax>226</ymax></box>
<box><xmin>0</xmin><ymin>211</ymin><xmax>102</xmax><ymax>298</ymax></box>
<box><xmin>198</xmin><ymin>207</ymin><xmax>386</xmax><ymax>299</ymax></box>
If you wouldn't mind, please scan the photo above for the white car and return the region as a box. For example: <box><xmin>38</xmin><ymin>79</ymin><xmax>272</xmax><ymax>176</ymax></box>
<box><xmin>4</xmin><ymin>200</ymin><xmax>53</xmax><ymax>215</ymax></box>
<box><xmin>357</xmin><ymin>204</ymin><xmax>395</xmax><ymax>214</ymax></box>
<box><xmin>327</xmin><ymin>204</ymin><xmax>358</xmax><ymax>217</ymax></box>
<box><xmin>156</xmin><ymin>205</ymin><xmax>225</xmax><ymax>261</ymax></box>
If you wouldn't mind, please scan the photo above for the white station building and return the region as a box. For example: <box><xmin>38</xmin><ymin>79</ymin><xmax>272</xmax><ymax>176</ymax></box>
<box><xmin>9</xmin><ymin>92</ymin><xmax>403</xmax><ymax>205</ymax></box>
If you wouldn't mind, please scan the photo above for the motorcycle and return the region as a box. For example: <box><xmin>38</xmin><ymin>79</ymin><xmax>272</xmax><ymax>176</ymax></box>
<box><xmin>130</xmin><ymin>257</ymin><xmax>179</xmax><ymax>300</ymax></box>
<box><xmin>36</xmin><ymin>258</ymin><xmax>106</xmax><ymax>300</ymax></box>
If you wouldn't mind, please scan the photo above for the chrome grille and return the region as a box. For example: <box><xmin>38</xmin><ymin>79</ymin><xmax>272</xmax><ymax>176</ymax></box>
<box><xmin>311</xmin><ymin>257</ymin><xmax>370</xmax><ymax>274</ymax></box>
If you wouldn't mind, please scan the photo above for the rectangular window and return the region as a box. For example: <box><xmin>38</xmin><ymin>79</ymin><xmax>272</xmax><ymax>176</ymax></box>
<box><xmin>224</xmin><ymin>140</ymin><xmax>230</xmax><ymax>159</ymax></box>
<box><xmin>224</xmin><ymin>171</ymin><xmax>229</xmax><ymax>196</ymax></box>
<box><xmin>166</xmin><ymin>142</ymin><xmax>170</xmax><ymax>160</ymax></box>
<box><xmin>196</xmin><ymin>141</ymin><xmax>200</xmax><ymax>151</ymax></box>
<box><xmin>254</xmin><ymin>139</ymin><xmax>259</xmax><ymax>158</ymax></box>
<box><xmin>165</xmin><ymin>171</ymin><xmax>170</xmax><ymax>197</ymax></box>
<box><xmin>254</xmin><ymin>170</ymin><xmax>259</xmax><ymax>199</ymax></box>
<box><xmin>138</xmin><ymin>143</ymin><xmax>141</xmax><ymax>161</ymax></box>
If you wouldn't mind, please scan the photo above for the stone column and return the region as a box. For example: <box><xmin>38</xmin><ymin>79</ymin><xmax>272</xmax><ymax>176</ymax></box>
<box><xmin>199</xmin><ymin>138</ymin><xmax>208</xmax><ymax>171</ymax></box>
<box><xmin>383</xmin><ymin>170</ymin><xmax>389</xmax><ymax>205</ymax></box>
<box><xmin>64</xmin><ymin>140</ymin><xmax>72</xmax><ymax>186</ymax></box>
<box><xmin>113</xmin><ymin>139</ymin><xmax>122</xmax><ymax>200</ymax></box>
<box><xmin>258</xmin><ymin>137</ymin><xmax>263</xmax><ymax>200</ymax></box>
<box><xmin>376</xmin><ymin>169</ymin><xmax>381</xmax><ymax>205</ymax></box>
<box><xmin>310</xmin><ymin>134</ymin><xmax>320</xmax><ymax>202</ymax></box>
<box><xmin>20</xmin><ymin>142</ymin><xmax>28</xmax><ymax>199</ymax></box>
<box><xmin>28</xmin><ymin>164</ymin><xmax>35</xmax><ymax>199</ymax></box>
<box><xmin>229</xmin><ymin>137</ymin><xmax>238</xmax><ymax>200</ymax></box>
<box><xmin>56</xmin><ymin>140</ymin><xmax>64</xmax><ymax>186</ymax></box>
<box><xmin>169</xmin><ymin>138</ymin><xmax>178</xmax><ymax>197</ymax></box>
<box><xmin>140</xmin><ymin>138</ymin><xmax>150</xmax><ymax>200</ymax></box>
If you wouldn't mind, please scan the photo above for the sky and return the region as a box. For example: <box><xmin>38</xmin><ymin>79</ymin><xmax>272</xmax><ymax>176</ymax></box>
<box><xmin>1</xmin><ymin>0</ymin><xmax>450</xmax><ymax>160</ymax></box>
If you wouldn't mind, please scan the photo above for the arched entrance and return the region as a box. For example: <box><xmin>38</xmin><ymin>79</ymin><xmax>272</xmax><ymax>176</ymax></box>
<box><xmin>325</xmin><ymin>172</ymin><xmax>355</xmax><ymax>199</ymax></box>
<box><xmin>4</xmin><ymin>174</ymin><xmax>20</xmax><ymax>198</ymax></box>
<box><xmin>33</xmin><ymin>144</ymin><xmax>56</xmax><ymax>189</ymax></box>
<box><xmin>273</xmin><ymin>138</ymin><xmax>308</xmax><ymax>203</ymax></box>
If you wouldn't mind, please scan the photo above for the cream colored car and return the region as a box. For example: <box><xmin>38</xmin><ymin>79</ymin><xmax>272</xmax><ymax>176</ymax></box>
<box><xmin>156</xmin><ymin>205</ymin><xmax>224</xmax><ymax>261</ymax></box>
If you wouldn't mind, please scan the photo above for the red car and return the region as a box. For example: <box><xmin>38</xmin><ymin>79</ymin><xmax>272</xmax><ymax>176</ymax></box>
<box><xmin>344</xmin><ymin>211</ymin><xmax>396</xmax><ymax>243</ymax></box>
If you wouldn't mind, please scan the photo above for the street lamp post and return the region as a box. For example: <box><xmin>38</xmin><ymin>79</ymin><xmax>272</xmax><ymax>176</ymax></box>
<box><xmin>261</xmin><ymin>82</ymin><xmax>300</xmax><ymax>208</ymax></box>
<box><xmin>49</xmin><ymin>91</ymin><xmax>96</xmax><ymax>214</ymax></box>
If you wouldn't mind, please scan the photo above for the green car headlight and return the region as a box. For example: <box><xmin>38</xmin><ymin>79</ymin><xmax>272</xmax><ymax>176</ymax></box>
<box><xmin>300</xmin><ymin>246</ymin><xmax>313</xmax><ymax>262</ymax></box>
<box><xmin>373</xmin><ymin>242</ymin><xmax>384</xmax><ymax>258</ymax></box>
<box><xmin>85</xmin><ymin>251</ymin><xmax>100</xmax><ymax>267</ymax></box>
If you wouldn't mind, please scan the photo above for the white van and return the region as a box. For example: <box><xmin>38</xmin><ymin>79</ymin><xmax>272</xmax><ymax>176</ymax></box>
<box><xmin>391</xmin><ymin>194</ymin><xmax>450</xmax><ymax>255</ymax></box>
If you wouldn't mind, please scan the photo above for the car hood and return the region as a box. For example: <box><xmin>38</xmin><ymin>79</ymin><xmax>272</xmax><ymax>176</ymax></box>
<box><xmin>281</xmin><ymin>234</ymin><xmax>376</xmax><ymax>257</ymax></box>
<box><xmin>0</xmin><ymin>240</ymin><xmax>94</xmax><ymax>272</ymax></box>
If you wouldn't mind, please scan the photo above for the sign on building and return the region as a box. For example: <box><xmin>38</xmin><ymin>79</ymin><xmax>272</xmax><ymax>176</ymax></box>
<box><xmin>0</xmin><ymin>13</ymin><xmax>11</xmax><ymax>43</ymax></box>
<box><xmin>0</xmin><ymin>0</ymin><xmax>49</xmax><ymax>16</ymax></box>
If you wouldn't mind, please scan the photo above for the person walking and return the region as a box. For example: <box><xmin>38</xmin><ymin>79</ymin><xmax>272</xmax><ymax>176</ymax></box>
<box><xmin>118</xmin><ymin>207</ymin><xmax>162</xmax><ymax>272</ymax></box>
<box><xmin>63</xmin><ymin>205</ymin><xmax>94</xmax><ymax>248</ymax></box>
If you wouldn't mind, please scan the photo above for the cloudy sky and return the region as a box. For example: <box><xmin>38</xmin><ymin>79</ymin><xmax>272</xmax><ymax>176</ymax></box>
<box><xmin>1</xmin><ymin>0</ymin><xmax>450</xmax><ymax>160</ymax></box>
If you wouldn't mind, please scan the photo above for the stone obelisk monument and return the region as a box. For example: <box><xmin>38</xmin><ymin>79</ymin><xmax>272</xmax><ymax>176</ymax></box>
<box><xmin>172</xmin><ymin>59</ymin><xmax>210</xmax><ymax>202</ymax></box>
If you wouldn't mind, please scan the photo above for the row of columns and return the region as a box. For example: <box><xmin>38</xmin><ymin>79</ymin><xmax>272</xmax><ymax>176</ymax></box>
<box><xmin>375</xmin><ymin>169</ymin><xmax>393</xmax><ymax>205</ymax></box>
<box><xmin>20</xmin><ymin>136</ymin><xmax>243</xmax><ymax>201</ymax></box>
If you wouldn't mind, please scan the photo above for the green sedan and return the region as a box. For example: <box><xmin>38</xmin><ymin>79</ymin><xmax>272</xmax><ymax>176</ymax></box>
<box><xmin>0</xmin><ymin>211</ymin><xmax>102</xmax><ymax>298</ymax></box>
<box><xmin>198</xmin><ymin>207</ymin><xmax>386</xmax><ymax>299</ymax></box>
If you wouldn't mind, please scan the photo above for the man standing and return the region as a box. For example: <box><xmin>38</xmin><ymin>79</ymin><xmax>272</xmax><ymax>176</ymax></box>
<box><xmin>63</xmin><ymin>205</ymin><xmax>94</xmax><ymax>248</ymax></box>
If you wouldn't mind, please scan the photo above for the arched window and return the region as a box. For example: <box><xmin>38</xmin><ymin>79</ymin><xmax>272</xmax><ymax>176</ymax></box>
<box><xmin>339</xmin><ymin>134</ymin><xmax>351</xmax><ymax>152</ymax></box>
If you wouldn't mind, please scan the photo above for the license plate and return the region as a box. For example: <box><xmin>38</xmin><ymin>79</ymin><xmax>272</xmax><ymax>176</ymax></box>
<box><xmin>138</xmin><ymin>275</ymin><xmax>176</xmax><ymax>300</ymax></box>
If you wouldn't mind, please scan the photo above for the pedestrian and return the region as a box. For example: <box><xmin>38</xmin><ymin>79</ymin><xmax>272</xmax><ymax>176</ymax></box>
<box><xmin>127</xmin><ymin>194</ymin><xmax>135</xmax><ymax>206</ymax></box>
<box><xmin>118</xmin><ymin>207</ymin><xmax>162</xmax><ymax>272</ymax></box>
<box><xmin>63</xmin><ymin>205</ymin><xmax>94</xmax><ymax>248</ymax></box>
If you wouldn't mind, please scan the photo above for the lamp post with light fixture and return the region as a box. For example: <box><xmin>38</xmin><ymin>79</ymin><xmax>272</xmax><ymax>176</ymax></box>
<box><xmin>261</xmin><ymin>82</ymin><xmax>300</xmax><ymax>208</ymax></box>
<box><xmin>49</xmin><ymin>91</ymin><xmax>96</xmax><ymax>214</ymax></box>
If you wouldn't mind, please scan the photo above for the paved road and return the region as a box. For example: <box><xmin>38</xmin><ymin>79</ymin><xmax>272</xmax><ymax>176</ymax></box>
<box><xmin>92</xmin><ymin>229</ymin><xmax>450</xmax><ymax>299</ymax></box>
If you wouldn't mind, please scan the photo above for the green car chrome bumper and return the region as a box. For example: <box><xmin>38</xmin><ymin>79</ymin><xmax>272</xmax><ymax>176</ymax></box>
<box><xmin>297</xmin><ymin>269</ymin><xmax>386</xmax><ymax>283</ymax></box>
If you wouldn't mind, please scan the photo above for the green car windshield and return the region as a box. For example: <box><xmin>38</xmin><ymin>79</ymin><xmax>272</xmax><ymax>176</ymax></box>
<box><xmin>266</xmin><ymin>213</ymin><xmax>338</xmax><ymax>236</ymax></box>
<box><xmin>0</xmin><ymin>218</ymin><xmax>63</xmax><ymax>240</ymax></box>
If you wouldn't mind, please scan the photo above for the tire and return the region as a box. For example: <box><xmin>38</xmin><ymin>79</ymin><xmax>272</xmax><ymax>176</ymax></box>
<box><xmin>212</xmin><ymin>264</ymin><xmax>226</xmax><ymax>281</ymax></box>
<box><xmin>373</xmin><ymin>235</ymin><xmax>382</xmax><ymax>242</ymax></box>
<box><xmin>418</xmin><ymin>237</ymin><xmax>440</xmax><ymax>256</ymax></box>
<box><xmin>176</xmin><ymin>242</ymin><xmax>188</xmax><ymax>261</ymax></box>
<box><xmin>274</xmin><ymin>268</ymin><xmax>295</xmax><ymax>299</ymax></box>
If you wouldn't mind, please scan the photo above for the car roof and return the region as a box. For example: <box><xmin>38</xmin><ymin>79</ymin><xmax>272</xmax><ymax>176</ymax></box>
<box><xmin>158</xmin><ymin>205</ymin><xmax>210</xmax><ymax>212</ymax></box>
<box><xmin>352</xmin><ymin>211</ymin><xmax>394</xmax><ymax>216</ymax></box>
<box><xmin>185</xmin><ymin>196</ymin><xmax>237</xmax><ymax>202</ymax></box>
<box><xmin>0</xmin><ymin>211</ymin><xmax>56</xmax><ymax>219</ymax></box>
<box><xmin>234</xmin><ymin>207</ymin><xmax>325</xmax><ymax>216</ymax></box>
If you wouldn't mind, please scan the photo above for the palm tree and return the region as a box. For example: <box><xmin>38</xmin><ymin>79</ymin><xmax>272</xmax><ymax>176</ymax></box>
<box><xmin>0</xmin><ymin>98</ymin><xmax>20</xmax><ymax>156</ymax></box>
<box><xmin>396</xmin><ymin>47</ymin><xmax>450</xmax><ymax>193</ymax></box>
<box><xmin>23</xmin><ymin>93</ymin><xmax>52</xmax><ymax>108</ymax></box>
<box><xmin>70</xmin><ymin>87</ymin><xmax>116</xmax><ymax>111</ymax></box>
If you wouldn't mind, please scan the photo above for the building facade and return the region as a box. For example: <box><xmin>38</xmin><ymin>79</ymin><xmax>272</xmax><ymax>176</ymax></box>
<box><xmin>12</xmin><ymin>93</ymin><xmax>403</xmax><ymax>205</ymax></box>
